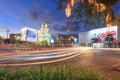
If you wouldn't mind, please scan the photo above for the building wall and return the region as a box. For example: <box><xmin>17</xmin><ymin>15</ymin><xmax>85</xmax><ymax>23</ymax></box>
<box><xmin>21</xmin><ymin>27</ymin><xmax>36</xmax><ymax>42</ymax></box>
<box><xmin>117</xmin><ymin>26</ymin><xmax>120</xmax><ymax>42</ymax></box>
<box><xmin>0</xmin><ymin>36</ymin><xmax>3</xmax><ymax>44</ymax></box>
<box><xmin>78</xmin><ymin>31</ymin><xmax>91</xmax><ymax>44</ymax></box>
<box><xmin>78</xmin><ymin>26</ymin><xmax>119</xmax><ymax>47</ymax></box>
<box><xmin>21</xmin><ymin>23</ymin><xmax>51</xmax><ymax>46</ymax></box>
<box><xmin>10</xmin><ymin>34</ymin><xmax>21</xmax><ymax>40</ymax></box>
<box><xmin>52</xmin><ymin>34</ymin><xmax>71</xmax><ymax>45</ymax></box>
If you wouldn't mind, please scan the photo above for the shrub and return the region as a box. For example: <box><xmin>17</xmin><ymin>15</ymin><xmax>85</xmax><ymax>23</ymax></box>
<box><xmin>0</xmin><ymin>65</ymin><xmax>111</xmax><ymax>80</ymax></box>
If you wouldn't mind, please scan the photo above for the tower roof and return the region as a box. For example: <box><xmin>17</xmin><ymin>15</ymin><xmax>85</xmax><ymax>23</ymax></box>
<box><xmin>41</xmin><ymin>22</ymin><xmax>49</xmax><ymax>28</ymax></box>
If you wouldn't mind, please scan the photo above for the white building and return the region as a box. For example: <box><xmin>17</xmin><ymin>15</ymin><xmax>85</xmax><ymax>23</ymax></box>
<box><xmin>78</xmin><ymin>26</ymin><xmax>120</xmax><ymax>48</ymax></box>
<box><xmin>21</xmin><ymin>22</ymin><xmax>51</xmax><ymax>46</ymax></box>
<box><xmin>21</xmin><ymin>27</ymin><xmax>37</xmax><ymax>42</ymax></box>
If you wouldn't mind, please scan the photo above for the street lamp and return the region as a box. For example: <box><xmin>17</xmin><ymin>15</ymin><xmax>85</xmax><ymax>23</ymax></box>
<box><xmin>71</xmin><ymin>36</ymin><xmax>74</xmax><ymax>39</ymax></box>
<box><xmin>70</xmin><ymin>36</ymin><xmax>74</xmax><ymax>45</ymax></box>
<box><xmin>16</xmin><ymin>36</ymin><xmax>20</xmax><ymax>45</ymax></box>
<box><xmin>14</xmin><ymin>35</ymin><xmax>17</xmax><ymax>39</ymax></box>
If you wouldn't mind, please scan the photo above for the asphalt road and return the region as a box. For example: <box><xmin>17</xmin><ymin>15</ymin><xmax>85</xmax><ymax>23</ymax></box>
<box><xmin>0</xmin><ymin>47</ymin><xmax>13</xmax><ymax>54</ymax></box>
<box><xmin>0</xmin><ymin>47</ymin><xmax>82</xmax><ymax>66</ymax></box>
<box><xmin>64</xmin><ymin>47</ymin><xmax>120</xmax><ymax>80</ymax></box>
<box><xmin>0</xmin><ymin>47</ymin><xmax>120</xmax><ymax>79</ymax></box>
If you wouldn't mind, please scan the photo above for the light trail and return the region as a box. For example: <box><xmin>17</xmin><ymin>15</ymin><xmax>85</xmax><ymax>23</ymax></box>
<box><xmin>0</xmin><ymin>49</ymin><xmax>80</xmax><ymax>61</ymax></box>
<box><xmin>0</xmin><ymin>47</ymin><xmax>82</xmax><ymax>66</ymax></box>
<box><xmin>0</xmin><ymin>51</ymin><xmax>81</xmax><ymax>66</ymax></box>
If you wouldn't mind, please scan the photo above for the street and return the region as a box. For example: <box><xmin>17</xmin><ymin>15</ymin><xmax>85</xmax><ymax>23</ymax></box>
<box><xmin>65</xmin><ymin>47</ymin><xmax>120</xmax><ymax>80</ymax></box>
<box><xmin>0</xmin><ymin>47</ymin><xmax>82</xmax><ymax>66</ymax></box>
<box><xmin>0</xmin><ymin>47</ymin><xmax>120</xmax><ymax>79</ymax></box>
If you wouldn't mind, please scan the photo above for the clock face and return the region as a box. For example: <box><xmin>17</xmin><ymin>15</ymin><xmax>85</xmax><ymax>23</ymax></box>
<box><xmin>41</xmin><ymin>24</ymin><xmax>43</xmax><ymax>27</ymax></box>
<box><xmin>45</xmin><ymin>24</ymin><xmax>48</xmax><ymax>27</ymax></box>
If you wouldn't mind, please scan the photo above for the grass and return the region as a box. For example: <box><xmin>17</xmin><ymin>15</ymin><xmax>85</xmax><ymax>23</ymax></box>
<box><xmin>0</xmin><ymin>65</ymin><xmax>112</xmax><ymax>80</ymax></box>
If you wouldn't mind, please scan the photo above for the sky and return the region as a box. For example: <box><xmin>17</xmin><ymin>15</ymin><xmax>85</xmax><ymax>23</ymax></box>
<box><xmin>0</xmin><ymin>0</ymin><xmax>120</xmax><ymax>38</ymax></box>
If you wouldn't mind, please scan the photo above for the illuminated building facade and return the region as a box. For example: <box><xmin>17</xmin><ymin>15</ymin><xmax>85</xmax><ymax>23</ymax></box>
<box><xmin>21</xmin><ymin>22</ymin><xmax>76</xmax><ymax>46</ymax></box>
<box><xmin>52</xmin><ymin>34</ymin><xmax>70</xmax><ymax>45</ymax></box>
<box><xmin>38</xmin><ymin>22</ymin><xmax>51</xmax><ymax>46</ymax></box>
<box><xmin>21</xmin><ymin>27</ymin><xmax>36</xmax><ymax>42</ymax></box>
<box><xmin>78</xmin><ymin>26</ymin><xmax>120</xmax><ymax>48</ymax></box>
<box><xmin>21</xmin><ymin>22</ymin><xmax>51</xmax><ymax>46</ymax></box>
<box><xmin>10</xmin><ymin>34</ymin><xmax>21</xmax><ymax>40</ymax></box>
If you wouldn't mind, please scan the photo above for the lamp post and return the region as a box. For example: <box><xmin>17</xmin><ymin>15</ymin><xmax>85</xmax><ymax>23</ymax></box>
<box><xmin>69</xmin><ymin>37</ymin><xmax>70</xmax><ymax>47</ymax></box>
<box><xmin>70</xmin><ymin>36</ymin><xmax>74</xmax><ymax>46</ymax></box>
<box><xmin>16</xmin><ymin>36</ymin><xmax>19</xmax><ymax>45</ymax></box>
<box><xmin>36</xmin><ymin>30</ymin><xmax>38</xmax><ymax>46</ymax></box>
<box><xmin>61</xmin><ymin>36</ymin><xmax>63</xmax><ymax>47</ymax></box>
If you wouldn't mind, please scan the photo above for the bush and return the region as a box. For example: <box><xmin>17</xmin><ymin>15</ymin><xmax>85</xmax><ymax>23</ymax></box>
<box><xmin>0</xmin><ymin>65</ymin><xmax>111</xmax><ymax>80</ymax></box>
<box><xmin>28</xmin><ymin>42</ymin><xmax>36</xmax><ymax>47</ymax></box>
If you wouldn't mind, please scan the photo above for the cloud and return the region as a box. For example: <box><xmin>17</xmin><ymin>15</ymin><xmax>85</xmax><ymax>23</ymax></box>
<box><xmin>33</xmin><ymin>2</ymin><xmax>41</xmax><ymax>8</ymax></box>
<box><xmin>28</xmin><ymin>10</ymin><xmax>40</xmax><ymax>20</ymax></box>
<box><xmin>44</xmin><ymin>9</ymin><xmax>50</xmax><ymax>14</ymax></box>
<box><xmin>68</xmin><ymin>22</ymin><xmax>80</xmax><ymax>31</ymax></box>
<box><xmin>52</xmin><ymin>22</ymin><xmax>80</xmax><ymax>32</ymax></box>
<box><xmin>52</xmin><ymin>24</ymin><xmax>68</xmax><ymax>31</ymax></box>
<box><xmin>27</xmin><ymin>9</ymin><xmax>65</xmax><ymax>26</ymax></box>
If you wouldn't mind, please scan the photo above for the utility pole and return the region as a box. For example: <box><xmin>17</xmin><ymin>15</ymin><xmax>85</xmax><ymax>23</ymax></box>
<box><xmin>6</xmin><ymin>29</ymin><xmax>9</xmax><ymax>39</ymax></box>
<box><xmin>0</xmin><ymin>28</ymin><xmax>9</xmax><ymax>39</ymax></box>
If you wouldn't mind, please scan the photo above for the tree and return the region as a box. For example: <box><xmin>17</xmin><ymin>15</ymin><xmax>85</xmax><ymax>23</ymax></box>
<box><xmin>54</xmin><ymin>0</ymin><xmax>120</xmax><ymax>27</ymax></box>
<box><xmin>115</xmin><ymin>14</ymin><xmax>120</xmax><ymax>27</ymax></box>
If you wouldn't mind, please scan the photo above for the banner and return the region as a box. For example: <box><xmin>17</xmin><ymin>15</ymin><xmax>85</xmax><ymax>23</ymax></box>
<box><xmin>26</xmin><ymin>29</ymin><xmax>36</xmax><ymax>42</ymax></box>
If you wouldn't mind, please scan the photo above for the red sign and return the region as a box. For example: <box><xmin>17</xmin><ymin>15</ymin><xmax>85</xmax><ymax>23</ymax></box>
<box><xmin>101</xmin><ymin>33</ymin><xmax>107</xmax><ymax>38</ymax></box>
<box><xmin>110</xmin><ymin>30</ymin><xmax>116</xmax><ymax>35</ymax></box>
<box><xmin>100</xmin><ymin>30</ymin><xmax>116</xmax><ymax>38</ymax></box>
<box><xmin>113</xmin><ymin>38</ymin><xmax>117</xmax><ymax>42</ymax></box>
<box><xmin>106</xmin><ymin>31</ymin><xmax>110</xmax><ymax>35</ymax></box>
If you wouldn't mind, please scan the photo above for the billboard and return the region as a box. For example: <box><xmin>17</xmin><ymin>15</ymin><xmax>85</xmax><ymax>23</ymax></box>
<box><xmin>21</xmin><ymin>27</ymin><xmax>37</xmax><ymax>42</ymax></box>
<box><xmin>90</xmin><ymin>26</ymin><xmax>117</xmax><ymax>43</ymax></box>
<box><xmin>26</xmin><ymin>28</ymin><xmax>36</xmax><ymax>42</ymax></box>
<box><xmin>78</xmin><ymin>26</ymin><xmax>118</xmax><ymax>43</ymax></box>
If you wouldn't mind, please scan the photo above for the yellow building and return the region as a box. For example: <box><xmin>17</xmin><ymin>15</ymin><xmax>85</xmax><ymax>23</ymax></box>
<box><xmin>38</xmin><ymin>22</ymin><xmax>51</xmax><ymax>46</ymax></box>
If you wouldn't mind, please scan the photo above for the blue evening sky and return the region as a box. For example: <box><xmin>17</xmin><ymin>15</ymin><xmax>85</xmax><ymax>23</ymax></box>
<box><xmin>0</xmin><ymin>0</ymin><xmax>120</xmax><ymax>38</ymax></box>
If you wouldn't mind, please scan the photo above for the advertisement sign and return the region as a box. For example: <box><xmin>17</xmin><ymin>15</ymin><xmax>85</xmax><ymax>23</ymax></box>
<box><xmin>74</xmin><ymin>38</ymin><xmax>77</xmax><ymax>44</ymax></box>
<box><xmin>26</xmin><ymin>29</ymin><xmax>36</xmax><ymax>42</ymax></box>
<box><xmin>90</xmin><ymin>26</ymin><xmax>117</xmax><ymax>43</ymax></box>
<box><xmin>50</xmin><ymin>36</ymin><xmax>54</xmax><ymax>43</ymax></box>
<box><xmin>21</xmin><ymin>27</ymin><xmax>37</xmax><ymax>42</ymax></box>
